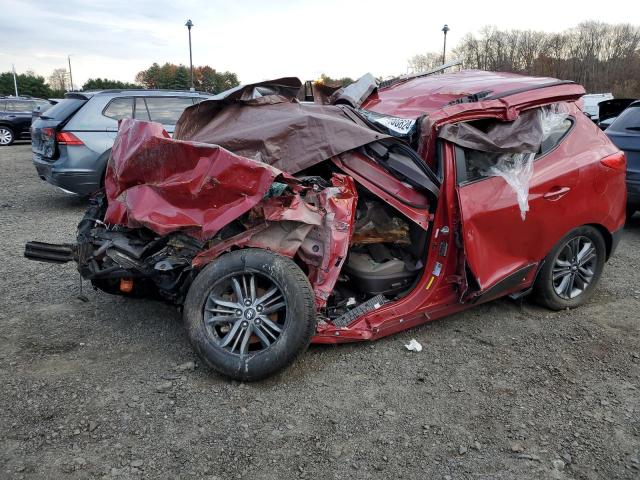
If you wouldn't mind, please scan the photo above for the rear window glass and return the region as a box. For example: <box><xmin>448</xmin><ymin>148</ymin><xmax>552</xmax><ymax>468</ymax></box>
<box><xmin>103</xmin><ymin>97</ymin><xmax>133</xmax><ymax>120</ymax></box>
<box><xmin>145</xmin><ymin>97</ymin><xmax>194</xmax><ymax>124</ymax></box>
<box><xmin>40</xmin><ymin>98</ymin><xmax>86</xmax><ymax>121</ymax></box>
<box><xmin>610</xmin><ymin>105</ymin><xmax>640</xmax><ymax>131</ymax></box>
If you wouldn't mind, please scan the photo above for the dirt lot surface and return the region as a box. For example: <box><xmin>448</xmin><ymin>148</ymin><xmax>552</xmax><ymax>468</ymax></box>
<box><xmin>1</xmin><ymin>141</ymin><xmax>639</xmax><ymax>480</ymax></box>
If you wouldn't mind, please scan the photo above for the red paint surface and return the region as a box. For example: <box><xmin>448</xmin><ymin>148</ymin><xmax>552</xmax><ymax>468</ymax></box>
<box><xmin>104</xmin><ymin>119</ymin><xmax>280</xmax><ymax>239</ymax></box>
<box><xmin>456</xmin><ymin>102</ymin><xmax>625</xmax><ymax>292</ymax></box>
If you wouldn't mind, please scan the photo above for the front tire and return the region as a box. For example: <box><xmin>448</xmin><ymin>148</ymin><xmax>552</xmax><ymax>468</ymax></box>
<box><xmin>183</xmin><ymin>248</ymin><xmax>316</xmax><ymax>381</ymax></box>
<box><xmin>533</xmin><ymin>226</ymin><xmax>606</xmax><ymax>310</ymax></box>
<box><xmin>0</xmin><ymin>126</ymin><xmax>15</xmax><ymax>146</ymax></box>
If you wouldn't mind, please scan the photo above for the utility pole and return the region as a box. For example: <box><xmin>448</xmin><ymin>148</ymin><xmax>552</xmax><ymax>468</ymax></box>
<box><xmin>11</xmin><ymin>64</ymin><xmax>19</xmax><ymax>97</ymax></box>
<box><xmin>68</xmin><ymin>55</ymin><xmax>74</xmax><ymax>91</ymax></box>
<box><xmin>185</xmin><ymin>19</ymin><xmax>194</xmax><ymax>91</ymax></box>
<box><xmin>442</xmin><ymin>24</ymin><xmax>450</xmax><ymax>65</ymax></box>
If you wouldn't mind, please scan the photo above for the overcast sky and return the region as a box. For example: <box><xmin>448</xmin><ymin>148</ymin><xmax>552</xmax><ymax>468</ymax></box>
<box><xmin>0</xmin><ymin>0</ymin><xmax>636</xmax><ymax>87</ymax></box>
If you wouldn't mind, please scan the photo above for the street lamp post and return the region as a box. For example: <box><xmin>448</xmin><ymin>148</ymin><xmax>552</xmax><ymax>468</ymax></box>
<box><xmin>185</xmin><ymin>19</ymin><xmax>194</xmax><ymax>90</ymax></box>
<box><xmin>441</xmin><ymin>24</ymin><xmax>450</xmax><ymax>65</ymax></box>
<box><xmin>68</xmin><ymin>55</ymin><xmax>74</xmax><ymax>91</ymax></box>
<box><xmin>11</xmin><ymin>64</ymin><xmax>19</xmax><ymax>97</ymax></box>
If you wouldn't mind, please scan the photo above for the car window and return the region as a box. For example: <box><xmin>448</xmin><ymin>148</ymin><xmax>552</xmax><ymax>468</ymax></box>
<box><xmin>40</xmin><ymin>98</ymin><xmax>86</xmax><ymax>121</ymax></box>
<box><xmin>6</xmin><ymin>100</ymin><xmax>35</xmax><ymax>112</ymax></box>
<box><xmin>455</xmin><ymin>112</ymin><xmax>573</xmax><ymax>185</ymax></box>
<box><xmin>134</xmin><ymin>98</ymin><xmax>150</xmax><ymax>121</ymax></box>
<box><xmin>610</xmin><ymin>105</ymin><xmax>640</xmax><ymax>131</ymax></box>
<box><xmin>103</xmin><ymin>97</ymin><xmax>133</xmax><ymax>120</ymax></box>
<box><xmin>144</xmin><ymin>97</ymin><xmax>194</xmax><ymax>124</ymax></box>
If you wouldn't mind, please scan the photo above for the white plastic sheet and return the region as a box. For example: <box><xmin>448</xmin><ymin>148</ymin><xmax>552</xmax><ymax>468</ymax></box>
<box><xmin>485</xmin><ymin>152</ymin><xmax>536</xmax><ymax>221</ymax></box>
<box><xmin>483</xmin><ymin>106</ymin><xmax>569</xmax><ymax>221</ymax></box>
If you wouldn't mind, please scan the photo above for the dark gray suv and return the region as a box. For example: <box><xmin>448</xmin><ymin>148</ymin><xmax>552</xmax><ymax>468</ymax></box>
<box><xmin>31</xmin><ymin>90</ymin><xmax>212</xmax><ymax>195</ymax></box>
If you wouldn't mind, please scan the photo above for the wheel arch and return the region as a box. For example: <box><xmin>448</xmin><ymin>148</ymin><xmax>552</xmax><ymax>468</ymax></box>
<box><xmin>585</xmin><ymin>223</ymin><xmax>614</xmax><ymax>260</ymax></box>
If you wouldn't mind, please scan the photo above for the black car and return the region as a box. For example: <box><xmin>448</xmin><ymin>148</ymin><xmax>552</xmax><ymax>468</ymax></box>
<box><xmin>605</xmin><ymin>100</ymin><xmax>640</xmax><ymax>218</ymax></box>
<box><xmin>597</xmin><ymin>98</ymin><xmax>637</xmax><ymax>131</ymax></box>
<box><xmin>0</xmin><ymin>97</ymin><xmax>51</xmax><ymax>146</ymax></box>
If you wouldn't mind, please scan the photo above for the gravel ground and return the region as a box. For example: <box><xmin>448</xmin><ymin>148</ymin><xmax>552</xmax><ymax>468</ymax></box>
<box><xmin>1</xmin><ymin>141</ymin><xmax>639</xmax><ymax>480</ymax></box>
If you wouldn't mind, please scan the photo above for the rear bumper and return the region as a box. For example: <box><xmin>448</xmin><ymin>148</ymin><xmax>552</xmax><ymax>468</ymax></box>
<box><xmin>32</xmin><ymin>148</ymin><xmax>102</xmax><ymax>196</ymax></box>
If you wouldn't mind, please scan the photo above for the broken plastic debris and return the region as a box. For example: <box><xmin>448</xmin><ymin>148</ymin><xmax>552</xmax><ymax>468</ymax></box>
<box><xmin>404</xmin><ymin>339</ymin><xmax>423</xmax><ymax>352</ymax></box>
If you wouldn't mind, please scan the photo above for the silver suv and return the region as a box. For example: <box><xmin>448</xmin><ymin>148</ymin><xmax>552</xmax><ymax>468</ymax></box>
<box><xmin>31</xmin><ymin>90</ymin><xmax>212</xmax><ymax>195</ymax></box>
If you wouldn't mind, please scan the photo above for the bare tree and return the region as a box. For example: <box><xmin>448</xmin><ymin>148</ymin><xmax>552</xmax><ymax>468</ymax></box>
<box><xmin>408</xmin><ymin>52</ymin><xmax>443</xmax><ymax>73</ymax></box>
<box><xmin>48</xmin><ymin>68</ymin><xmax>69</xmax><ymax>93</ymax></box>
<box><xmin>441</xmin><ymin>22</ymin><xmax>640</xmax><ymax>96</ymax></box>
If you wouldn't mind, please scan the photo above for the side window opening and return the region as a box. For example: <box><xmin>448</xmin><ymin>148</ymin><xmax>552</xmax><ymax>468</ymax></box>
<box><xmin>454</xmin><ymin>107</ymin><xmax>573</xmax><ymax>185</ymax></box>
<box><xmin>144</xmin><ymin>97</ymin><xmax>194</xmax><ymax>125</ymax></box>
<box><xmin>450</xmin><ymin>104</ymin><xmax>573</xmax><ymax>220</ymax></box>
<box><xmin>103</xmin><ymin>97</ymin><xmax>133</xmax><ymax>120</ymax></box>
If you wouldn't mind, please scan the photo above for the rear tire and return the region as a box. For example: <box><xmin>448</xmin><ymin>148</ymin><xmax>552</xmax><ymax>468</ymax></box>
<box><xmin>533</xmin><ymin>226</ymin><xmax>606</xmax><ymax>310</ymax></box>
<box><xmin>183</xmin><ymin>248</ymin><xmax>316</xmax><ymax>381</ymax></box>
<box><xmin>0</xmin><ymin>126</ymin><xmax>15</xmax><ymax>146</ymax></box>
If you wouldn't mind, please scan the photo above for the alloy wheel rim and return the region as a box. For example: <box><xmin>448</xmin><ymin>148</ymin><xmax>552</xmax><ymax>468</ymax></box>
<box><xmin>0</xmin><ymin>128</ymin><xmax>12</xmax><ymax>145</ymax></box>
<box><xmin>203</xmin><ymin>272</ymin><xmax>287</xmax><ymax>355</ymax></box>
<box><xmin>552</xmin><ymin>235</ymin><xmax>597</xmax><ymax>300</ymax></box>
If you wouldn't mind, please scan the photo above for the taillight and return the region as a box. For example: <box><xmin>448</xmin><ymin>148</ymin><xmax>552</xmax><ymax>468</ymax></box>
<box><xmin>56</xmin><ymin>132</ymin><xmax>84</xmax><ymax>146</ymax></box>
<box><xmin>600</xmin><ymin>151</ymin><xmax>626</xmax><ymax>171</ymax></box>
<box><xmin>42</xmin><ymin>127</ymin><xmax>55</xmax><ymax>138</ymax></box>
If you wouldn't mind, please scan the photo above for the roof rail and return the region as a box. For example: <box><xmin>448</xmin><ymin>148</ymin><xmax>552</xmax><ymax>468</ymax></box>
<box><xmin>380</xmin><ymin>60</ymin><xmax>463</xmax><ymax>90</ymax></box>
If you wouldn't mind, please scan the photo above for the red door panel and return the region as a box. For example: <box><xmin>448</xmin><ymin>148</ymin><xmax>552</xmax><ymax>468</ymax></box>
<box><xmin>456</xmin><ymin>141</ymin><xmax>581</xmax><ymax>293</ymax></box>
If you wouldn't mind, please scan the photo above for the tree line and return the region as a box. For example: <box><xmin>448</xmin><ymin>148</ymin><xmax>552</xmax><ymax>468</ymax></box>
<box><xmin>410</xmin><ymin>22</ymin><xmax>640</xmax><ymax>97</ymax></box>
<box><xmin>0</xmin><ymin>63</ymin><xmax>241</xmax><ymax>98</ymax></box>
<box><xmin>135</xmin><ymin>63</ymin><xmax>239</xmax><ymax>93</ymax></box>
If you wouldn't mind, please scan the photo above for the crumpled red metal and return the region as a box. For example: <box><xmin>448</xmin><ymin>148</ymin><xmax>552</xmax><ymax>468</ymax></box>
<box><xmin>104</xmin><ymin>118</ymin><xmax>358</xmax><ymax>308</ymax></box>
<box><xmin>104</xmin><ymin>118</ymin><xmax>282</xmax><ymax>239</ymax></box>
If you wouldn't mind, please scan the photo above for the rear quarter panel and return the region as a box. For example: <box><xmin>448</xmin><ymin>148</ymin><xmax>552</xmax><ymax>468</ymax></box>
<box><xmin>457</xmin><ymin>102</ymin><xmax>624</xmax><ymax>291</ymax></box>
<box><xmin>566</xmin><ymin>103</ymin><xmax>626</xmax><ymax>233</ymax></box>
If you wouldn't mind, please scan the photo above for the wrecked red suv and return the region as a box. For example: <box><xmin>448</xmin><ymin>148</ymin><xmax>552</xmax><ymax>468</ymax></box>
<box><xmin>26</xmin><ymin>70</ymin><xmax>626</xmax><ymax>380</ymax></box>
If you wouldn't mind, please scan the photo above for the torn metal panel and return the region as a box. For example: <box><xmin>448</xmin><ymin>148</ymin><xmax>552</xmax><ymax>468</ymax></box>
<box><xmin>332</xmin><ymin>152</ymin><xmax>432</xmax><ymax>230</ymax></box>
<box><xmin>298</xmin><ymin>174</ymin><xmax>358</xmax><ymax>307</ymax></box>
<box><xmin>104</xmin><ymin>118</ymin><xmax>281</xmax><ymax>239</ymax></box>
<box><xmin>329</xmin><ymin>73</ymin><xmax>378</xmax><ymax>108</ymax></box>
<box><xmin>192</xmin><ymin>174</ymin><xmax>357</xmax><ymax>309</ymax></box>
